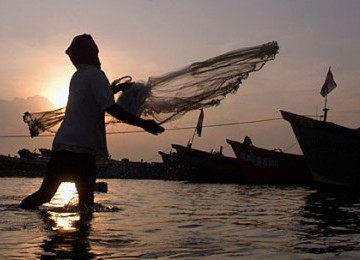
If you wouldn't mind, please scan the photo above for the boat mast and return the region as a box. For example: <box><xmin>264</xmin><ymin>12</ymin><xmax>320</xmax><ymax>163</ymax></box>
<box><xmin>187</xmin><ymin>109</ymin><xmax>204</xmax><ymax>148</ymax></box>
<box><xmin>322</xmin><ymin>94</ymin><xmax>330</xmax><ymax>122</ymax></box>
<box><xmin>187</xmin><ymin>127</ymin><xmax>197</xmax><ymax>148</ymax></box>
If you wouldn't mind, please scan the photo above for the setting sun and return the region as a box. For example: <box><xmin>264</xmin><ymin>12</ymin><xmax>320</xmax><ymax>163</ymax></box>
<box><xmin>42</xmin><ymin>74</ymin><xmax>70</xmax><ymax>108</ymax></box>
<box><xmin>47</xmin><ymin>83</ymin><xmax>69</xmax><ymax>108</ymax></box>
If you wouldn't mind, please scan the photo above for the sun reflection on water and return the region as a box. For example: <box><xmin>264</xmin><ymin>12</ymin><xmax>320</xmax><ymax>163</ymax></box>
<box><xmin>44</xmin><ymin>182</ymin><xmax>81</xmax><ymax>232</ymax></box>
<box><xmin>49</xmin><ymin>182</ymin><xmax>78</xmax><ymax>207</ymax></box>
<box><xmin>48</xmin><ymin>211</ymin><xmax>81</xmax><ymax>231</ymax></box>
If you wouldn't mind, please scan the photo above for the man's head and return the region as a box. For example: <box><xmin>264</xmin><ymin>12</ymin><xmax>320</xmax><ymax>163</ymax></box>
<box><xmin>66</xmin><ymin>34</ymin><xmax>101</xmax><ymax>68</ymax></box>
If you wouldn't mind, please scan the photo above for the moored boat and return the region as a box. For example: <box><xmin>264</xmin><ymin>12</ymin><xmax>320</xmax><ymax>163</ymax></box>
<box><xmin>158</xmin><ymin>151</ymin><xmax>188</xmax><ymax>180</ymax></box>
<box><xmin>226</xmin><ymin>138</ymin><xmax>312</xmax><ymax>185</ymax></box>
<box><xmin>171</xmin><ymin>144</ymin><xmax>243</xmax><ymax>184</ymax></box>
<box><xmin>281</xmin><ymin>110</ymin><xmax>360</xmax><ymax>187</ymax></box>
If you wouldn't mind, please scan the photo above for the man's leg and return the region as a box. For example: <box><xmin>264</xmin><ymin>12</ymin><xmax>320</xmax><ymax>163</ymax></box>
<box><xmin>74</xmin><ymin>153</ymin><xmax>96</xmax><ymax>209</ymax></box>
<box><xmin>19</xmin><ymin>153</ymin><xmax>63</xmax><ymax>209</ymax></box>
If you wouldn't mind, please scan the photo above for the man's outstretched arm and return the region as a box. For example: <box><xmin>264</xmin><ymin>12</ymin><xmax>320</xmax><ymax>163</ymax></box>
<box><xmin>105</xmin><ymin>104</ymin><xmax>164</xmax><ymax>135</ymax></box>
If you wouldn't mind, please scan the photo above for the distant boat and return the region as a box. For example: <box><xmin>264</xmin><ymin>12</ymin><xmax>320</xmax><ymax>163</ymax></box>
<box><xmin>158</xmin><ymin>150</ymin><xmax>188</xmax><ymax>180</ymax></box>
<box><xmin>281</xmin><ymin>110</ymin><xmax>360</xmax><ymax>187</ymax></box>
<box><xmin>170</xmin><ymin>144</ymin><xmax>244</xmax><ymax>184</ymax></box>
<box><xmin>97</xmin><ymin>159</ymin><xmax>166</xmax><ymax>180</ymax></box>
<box><xmin>226</xmin><ymin>138</ymin><xmax>312</xmax><ymax>185</ymax></box>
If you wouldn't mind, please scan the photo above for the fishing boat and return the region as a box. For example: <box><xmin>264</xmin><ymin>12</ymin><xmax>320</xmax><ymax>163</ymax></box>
<box><xmin>171</xmin><ymin>144</ymin><xmax>244</xmax><ymax>184</ymax></box>
<box><xmin>158</xmin><ymin>150</ymin><xmax>188</xmax><ymax>180</ymax></box>
<box><xmin>280</xmin><ymin>110</ymin><xmax>360</xmax><ymax>187</ymax></box>
<box><xmin>226</xmin><ymin>138</ymin><xmax>312</xmax><ymax>185</ymax></box>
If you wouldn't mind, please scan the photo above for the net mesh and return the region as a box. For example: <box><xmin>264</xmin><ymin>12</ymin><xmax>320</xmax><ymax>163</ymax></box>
<box><xmin>23</xmin><ymin>41</ymin><xmax>279</xmax><ymax>137</ymax></box>
<box><xmin>23</xmin><ymin>108</ymin><xmax>66</xmax><ymax>137</ymax></box>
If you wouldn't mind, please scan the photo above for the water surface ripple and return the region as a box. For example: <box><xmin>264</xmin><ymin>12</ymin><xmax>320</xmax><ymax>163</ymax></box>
<box><xmin>1</xmin><ymin>178</ymin><xmax>360</xmax><ymax>259</ymax></box>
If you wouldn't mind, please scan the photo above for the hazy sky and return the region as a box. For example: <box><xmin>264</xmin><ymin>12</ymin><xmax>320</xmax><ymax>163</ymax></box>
<box><xmin>1</xmin><ymin>0</ymin><xmax>360</xmax><ymax>161</ymax></box>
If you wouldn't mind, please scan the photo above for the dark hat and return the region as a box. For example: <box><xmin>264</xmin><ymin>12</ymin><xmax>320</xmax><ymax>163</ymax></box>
<box><xmin>65</xmin><ymin>34</ymin><xmax>99</xmax><ymax>57</ymax></box>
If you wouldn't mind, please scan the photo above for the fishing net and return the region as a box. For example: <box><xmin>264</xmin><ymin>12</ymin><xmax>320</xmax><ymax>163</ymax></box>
<box><xmin>24</xmin><ymin>41</ymin><xmax>279</xmax><ymax>137</ymax></box>
<box><xmin>23</xmin><ymin>108</ymin><xmax>65</xmax><ymax>136</ymax></box>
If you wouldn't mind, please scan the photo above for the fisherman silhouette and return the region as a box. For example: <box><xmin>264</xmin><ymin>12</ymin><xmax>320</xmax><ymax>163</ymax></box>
<box><xmin>19</xmin><ymin>34</ymin><xmax>164</xmax><ymax>209</ymax></box>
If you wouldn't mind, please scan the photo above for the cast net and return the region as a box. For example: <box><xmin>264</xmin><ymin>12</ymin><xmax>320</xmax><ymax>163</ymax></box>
<box><xmin>24</xmin><ymin>41</ymin><xmax>279</xmax><ymax>137</ymax></box>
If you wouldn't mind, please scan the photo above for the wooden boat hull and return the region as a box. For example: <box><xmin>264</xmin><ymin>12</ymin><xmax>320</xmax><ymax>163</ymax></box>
<box><xmin>281</xmin><ymin>110</ymin><xmax>360</xmax><ymax>187</ymax></box>
<box><xmin>171</xmin><ymin>144</ymin><xmax>244</xmax><ymax>184</ymax></box>
<box><xmin>158</xmin><ymin>151</ymin><xmax>188</xmax><ymax>180</ymax></box>
<box><xmin>226</xmin><ymin>139</ymin><xmax>312</xmax><ymax>185</ymax></box>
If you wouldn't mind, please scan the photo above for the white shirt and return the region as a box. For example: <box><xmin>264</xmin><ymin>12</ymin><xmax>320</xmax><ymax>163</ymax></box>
<box><xmin>52</xmin><ymin>64</ymin><xmax>115</xmax><ymax>156</ymax></box>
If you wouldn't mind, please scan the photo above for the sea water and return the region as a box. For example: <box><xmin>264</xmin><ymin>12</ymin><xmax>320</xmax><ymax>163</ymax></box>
<box><xmin>1</xmin><ymin>177</ymin><xmax>360</xmax><ymax>259</ymax></box>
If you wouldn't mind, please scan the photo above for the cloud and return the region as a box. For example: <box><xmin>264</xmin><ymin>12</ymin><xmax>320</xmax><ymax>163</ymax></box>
<box><xmin>0</xmin><ymin>96</ymin><xmax>53</xmax><ymax>134</ymax></box>
<box><xmin>0</xmin><ymin>96</ymin><xmax>54</xmax><ymax>156</ymax></box>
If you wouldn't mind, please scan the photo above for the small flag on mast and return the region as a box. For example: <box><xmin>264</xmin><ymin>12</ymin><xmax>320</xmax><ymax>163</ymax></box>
<box><xmin>195</xmin><ymin>109</ymin><xmax>204</xmax><ymax>137</ymax></box>
<box><xmin>320</xmin><ymin>67</ymin><xmax>337</xmax><ymax>97</ymax></box>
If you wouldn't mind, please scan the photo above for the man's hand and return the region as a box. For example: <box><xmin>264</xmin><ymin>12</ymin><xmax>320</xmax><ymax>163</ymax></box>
<box><xmin>111</xmin><ymin>76</ymin><xmax>134</xmax><ymax>94</ymax></box>
<box><xmin>142</xmin><ymin>120</ymin><xmax>165</xmax><ymax>135</ymax></box>
<box><xmin>111</xmin><ymin>82</ymin><xmax>134</xmax><ymax>94</ymax></box>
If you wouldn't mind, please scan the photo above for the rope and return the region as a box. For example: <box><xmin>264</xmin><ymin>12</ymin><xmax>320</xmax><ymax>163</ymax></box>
<box><xmin>0</xmin><ymin>116</ymin><xmax>303</xmax><ymax>139</ymax></box>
